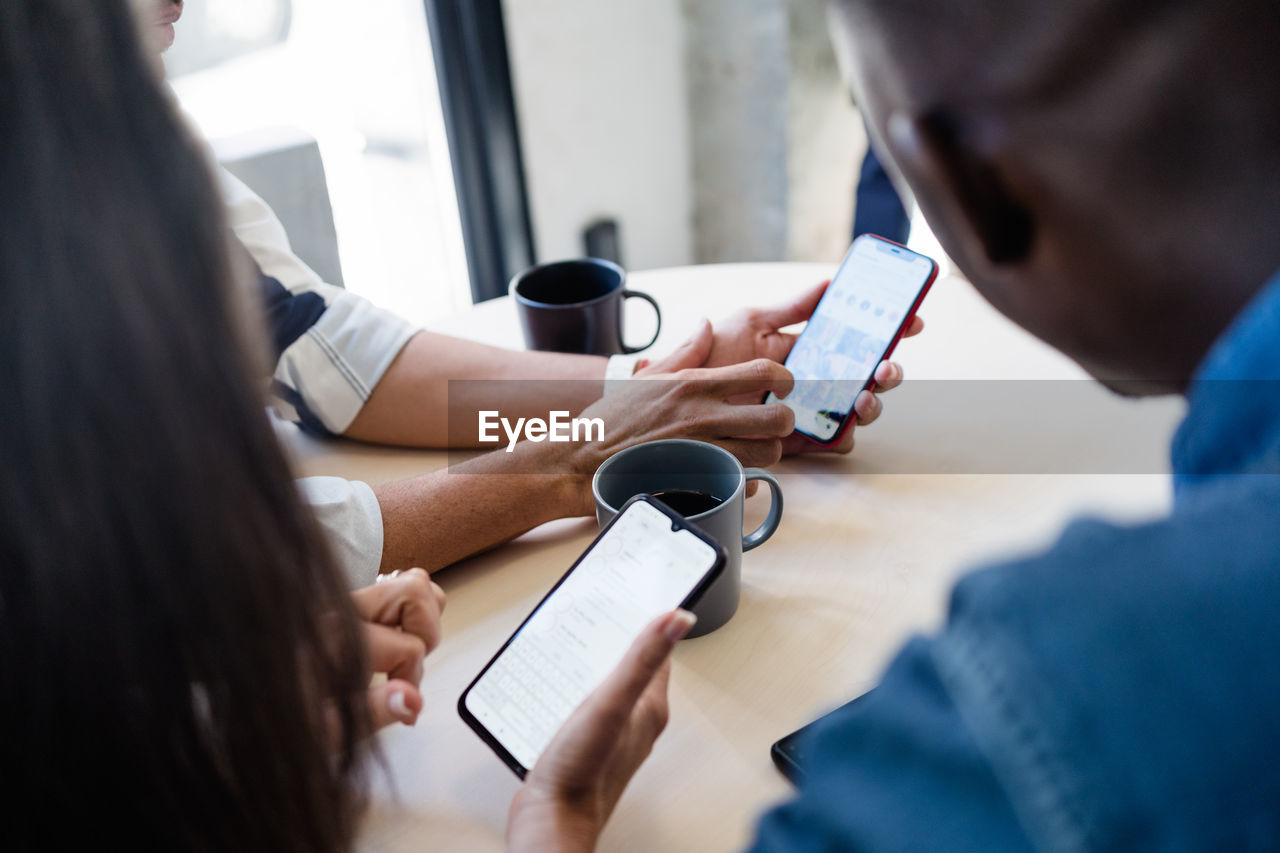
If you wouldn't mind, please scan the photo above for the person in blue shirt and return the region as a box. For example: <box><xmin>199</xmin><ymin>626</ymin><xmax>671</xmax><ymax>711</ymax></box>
<box><xmin>510</xmin><ymin>0</ymin><xmax>1280</xmax><ymax>848</ymax></box>
<box><xmin>853</xmin><ymin>125</ymin><xmax>911</xmax><ymax>246</ymax></box>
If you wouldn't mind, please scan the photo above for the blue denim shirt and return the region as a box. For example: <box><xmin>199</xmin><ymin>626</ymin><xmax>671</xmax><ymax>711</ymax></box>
<box><xmin>749</xmin><ymin>272</ymin><xmax>1280</xmax><ymax>851</ymax></box>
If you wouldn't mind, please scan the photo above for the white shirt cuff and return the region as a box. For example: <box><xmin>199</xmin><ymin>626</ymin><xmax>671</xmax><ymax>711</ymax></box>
<box><xmin>604</xmin><ymin>354</ymin><xmax>641</xmax><ymax>395</ymax></box>
<box><xmin>297</xmin><ymin>476</ymin><xmax>384</xmax><ymax>589</ymax></box>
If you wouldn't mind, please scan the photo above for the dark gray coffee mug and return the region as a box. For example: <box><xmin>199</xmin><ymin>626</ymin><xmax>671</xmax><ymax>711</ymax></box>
<box><xmin>591</xmin><ymin>439</ymin><xmax>783</xmax><ymax>637</ymax></box>
<box><xmin>511</xmin><ymin>258</ymin><xmax>661</xmax><ymax>355</ymax></box>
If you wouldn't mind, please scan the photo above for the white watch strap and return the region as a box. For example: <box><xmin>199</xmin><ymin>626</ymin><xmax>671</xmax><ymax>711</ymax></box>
<box><xmin>604</xmin><ymin>354</ymin><xmax>640</xmax><ymax>395</ymax></box>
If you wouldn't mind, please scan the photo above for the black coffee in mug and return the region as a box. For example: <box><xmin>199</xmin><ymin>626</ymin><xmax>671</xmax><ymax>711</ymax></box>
<box><xmin>647</xmin><ymin>489</ymin><xmax>725</xmax><ymax>517</ymax></box>
<box><xmin>593</xmin><ymin>439</ymin><xmax>785</xmax><ymax>638</ymax></box>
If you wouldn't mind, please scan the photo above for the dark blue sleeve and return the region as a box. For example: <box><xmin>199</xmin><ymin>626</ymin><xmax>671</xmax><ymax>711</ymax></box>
<box><xmin>747</xmin><ymin>637</ymin><xmax>1033</xmax><ymax>852</ymax></box>
<box><xmin>243</xmin><ymin>248</ymin><xmax>336</xmax><ymax>437</ymax></box>
<box><xmin>255</xmin><ymin>266</ymin><xmax>328</xmax><ymax>364</ymax></box>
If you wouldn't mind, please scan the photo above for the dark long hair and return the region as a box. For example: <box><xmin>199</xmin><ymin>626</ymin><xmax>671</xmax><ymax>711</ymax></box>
<box><xmin>0</xmin><ymin>2</ymin><xmax>369</xmax><ymax>849</ymax></box>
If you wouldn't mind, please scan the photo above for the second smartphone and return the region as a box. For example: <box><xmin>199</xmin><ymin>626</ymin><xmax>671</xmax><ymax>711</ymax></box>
<box><xmin>767</xmin><ymin>234</ymin><xmax>938</xmax><ymax>445</ymax></box>
<box><xmin>458</xmin><ymin>496</ymin><xmax>727</xmax><ymax>778</ymax></box>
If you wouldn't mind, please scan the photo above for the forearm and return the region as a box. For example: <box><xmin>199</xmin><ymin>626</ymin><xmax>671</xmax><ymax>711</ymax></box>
<box><xmin>346</xmin><ymin>331</ymin><xmax>607</xmax><ymax>448</ymax></box>
<box><xmin>373</xmin><ymin>441</ymin><xmax>590</xmax><ymax>573</ymax></box>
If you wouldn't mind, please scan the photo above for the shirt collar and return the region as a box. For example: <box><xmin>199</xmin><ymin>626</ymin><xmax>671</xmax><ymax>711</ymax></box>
<box><xmin>1172</xmin><ymin>268</ymin><xmax>1280</xmax><ymax>492</ymax></box>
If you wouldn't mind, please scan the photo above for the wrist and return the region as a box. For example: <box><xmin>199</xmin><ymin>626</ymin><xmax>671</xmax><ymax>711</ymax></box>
<box><xmin>508</xmin><ymin>788</ymin><xmax>602</xmax><ymax>853</ymax></box>
<box><xmin>507</xmin><ymin>437</ymin><xmax>595</xmax><ymax>519</ymax></box>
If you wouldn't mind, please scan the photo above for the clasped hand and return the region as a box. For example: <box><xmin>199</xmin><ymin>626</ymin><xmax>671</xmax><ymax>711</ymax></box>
<box><xmin>350</xmin><ymin>568</ymin><xmax>446</xmax><ymax>730</ymax></box>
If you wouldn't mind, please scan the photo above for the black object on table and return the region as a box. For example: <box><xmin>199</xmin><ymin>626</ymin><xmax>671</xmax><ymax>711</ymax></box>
<box><xmin>771</xmin><ymin>690</ymin><xmax>873</xmax><ymax>785</ymax></box>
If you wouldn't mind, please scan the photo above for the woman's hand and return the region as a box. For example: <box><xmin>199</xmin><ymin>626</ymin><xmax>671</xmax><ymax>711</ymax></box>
<box><xmin>350</xmin><ymin>568</ymin><xmax>447</xmax><ymax>730</ymax></box>
<box><xmin>507</xmin><ymin>610</ymin><xmax>696</xmax><ymax>853</ymax></box>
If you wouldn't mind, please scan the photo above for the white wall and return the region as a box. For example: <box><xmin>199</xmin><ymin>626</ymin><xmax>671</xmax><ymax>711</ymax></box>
<box><xmin>502</xmin><ymin>0</ymin><xmax>694</xmax><ymax>271</ymax></box>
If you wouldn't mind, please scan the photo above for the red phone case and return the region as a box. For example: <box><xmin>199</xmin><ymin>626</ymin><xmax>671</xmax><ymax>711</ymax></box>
<box><xmin>793</xmin><ymin>234</ymin><xmax>939</xmax><ymax>447</ymax></box>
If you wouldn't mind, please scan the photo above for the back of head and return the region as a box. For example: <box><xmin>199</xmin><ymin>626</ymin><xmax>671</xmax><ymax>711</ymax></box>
<box><xmin>830</xmin><ymin>0</ymin><xmax>1280</xmax><ymax>389</ymax></box>
<box><xmin>0</xmin><ymin>2</ymin><xmax>368</xmax><ymax>849</ymax></box>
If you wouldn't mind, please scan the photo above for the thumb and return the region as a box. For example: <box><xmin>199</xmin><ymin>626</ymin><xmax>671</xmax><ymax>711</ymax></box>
<box><xmin>592</xmin><ymin>609</ymin><xmax>696</xmax><ymax>713</ymax></box>
<box><xmin>541</xmin><ymin>609</ymin><xmax>695</xmax><ymax>773</ymax></box>
<box><xmin>570</xmin><ymin>610</ymin><xmax>694</xmax><ymax>747</ymax></box>
<box><xmin>648</xmin><ymin>318</ymin><xmax>712</xmax><ymax>373</ymax></box>
<box><xmin>758</xmin><ymin>280</ymin><xmax>829</xmax><ymax>329</ymax></box>
<box><xmin>367</xmin><ymin>679</ymin><xmax>424</xmax><ymax>730</ymax></box>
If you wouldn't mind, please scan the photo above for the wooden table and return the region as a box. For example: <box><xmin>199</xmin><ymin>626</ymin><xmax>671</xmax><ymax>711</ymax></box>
<box><xmin>285</xmin><ymin>263</ymin><xmax>1185</xmax><ymax>852</ymax></box>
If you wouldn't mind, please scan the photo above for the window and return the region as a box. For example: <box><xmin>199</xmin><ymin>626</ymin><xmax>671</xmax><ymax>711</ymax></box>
<box><xmin>166</xmin><ymin>0</ymin><xmax>470</xmax><ymax>324</ymax></box>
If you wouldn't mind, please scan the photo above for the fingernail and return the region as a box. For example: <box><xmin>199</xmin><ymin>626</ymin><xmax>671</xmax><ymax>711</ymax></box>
<box><xmin>389</xmin><ymin>690</ymin><xmax>415</xmax><ymax>724</ymax></box>
<box><xmin>664</xmin><ymin>609</ymin><xmax>697</xmax><ymax>643</ymax></box>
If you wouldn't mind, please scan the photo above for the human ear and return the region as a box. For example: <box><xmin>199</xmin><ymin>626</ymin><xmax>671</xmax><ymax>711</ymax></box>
<box><xmin>887</xmin><ymin>109</ymin><xmax>1034</xmax><ymax>266</ymax></box>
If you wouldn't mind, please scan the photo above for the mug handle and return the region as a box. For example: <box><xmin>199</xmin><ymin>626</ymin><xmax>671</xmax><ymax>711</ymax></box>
<box><xmin>742</xmin><ymin>468</ymin><xmax>783</xmax><ymax>552</ymax></box>
<box><xmin>620</xmin><ymin>289</ymin><xmax>662</xmax><ymax>353</ymax></box>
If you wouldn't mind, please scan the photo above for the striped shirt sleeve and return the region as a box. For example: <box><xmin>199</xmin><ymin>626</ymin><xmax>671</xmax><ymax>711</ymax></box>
<box><xmin>220</xmin><ymin>166</ymin><xmax>413</xmax><ymax>587</ymax></box>
<box><xmin>219</xmin><ymin>166</ymin><xmax>419</xmax><ymax>435</ymax></box>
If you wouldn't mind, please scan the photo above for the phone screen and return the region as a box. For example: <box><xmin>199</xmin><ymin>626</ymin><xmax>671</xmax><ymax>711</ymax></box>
<box><xmin>768</xmin><ymin>235</ymin><xmax>937</xmax><ymax>443</ymax></box>
<box><xmin>459</xmin><ymin>498</ymin><xmax>724</xmax><ymax>776</ymax></box>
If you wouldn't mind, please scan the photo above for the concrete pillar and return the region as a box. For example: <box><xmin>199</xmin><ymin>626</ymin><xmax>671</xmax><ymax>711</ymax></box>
<box><xmin>682</xmin><ymin>0</ymin><xmax>862</xmax><ymax>264</ymax></box>
<box><xmin>785</xmin><ymin>0</ymin><xmax>863</xmax><ymax>261</ymax></box>
<box><xmin>682</xmin><ymin>0</ymin><xmax>790</xmax><ymax>263</ymax></box>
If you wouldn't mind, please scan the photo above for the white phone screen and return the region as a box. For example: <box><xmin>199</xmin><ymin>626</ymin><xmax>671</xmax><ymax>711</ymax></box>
<box><xmin>769</xmin><ymin>236</ymin><xmax>935</xmax><ymax>441</ymax></box>
<box><xmin>462</xmin><ymin>500</ymin><xmax>720</xmax><ymax>772</ymax></box>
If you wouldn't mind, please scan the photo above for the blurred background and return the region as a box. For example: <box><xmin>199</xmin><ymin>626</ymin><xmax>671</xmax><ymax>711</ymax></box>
<box><xmin>166</xmin><ymin>0</ymin><xmax>942</xmax><ymax>327</ymax></box>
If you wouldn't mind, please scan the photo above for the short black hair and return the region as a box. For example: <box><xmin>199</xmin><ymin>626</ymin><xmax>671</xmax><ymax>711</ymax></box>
<box><xmin>832</xmin><ymin>0</ymin><xmax>1280</xmax><ymax>232</ymax></box>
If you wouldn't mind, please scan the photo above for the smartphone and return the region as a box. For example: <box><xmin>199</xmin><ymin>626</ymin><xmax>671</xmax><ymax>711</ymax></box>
<box><xmin>770</xmin><ymin>690</ymin><xmax>873</xmax><ymax>785</ymax></box>
<box><xmin>458</xmin><ymin>495</ymin><xmax>727</xmax><ymax>778</ymax></box>
<box><xmin>767</xmin><ymin>235</ymin><xmax>938</xmax><ymax>445</ymax></box>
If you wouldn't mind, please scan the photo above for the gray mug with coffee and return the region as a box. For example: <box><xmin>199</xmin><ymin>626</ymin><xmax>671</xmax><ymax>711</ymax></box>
<box><xmin>592</xmin><ymin>439</ymin><xmax>783</xmax><ymax>637</ymax></box>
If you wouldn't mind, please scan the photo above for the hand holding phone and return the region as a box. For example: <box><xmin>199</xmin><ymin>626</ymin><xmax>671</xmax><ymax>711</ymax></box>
<box><xmin>768</xmin><ymin>235</ymin><xmax>938</xmax><ymax>445</ymax></box>
<box><xmin>460</xmin><ymin>496</ymin><xmax>726</xmax><ymax>777</ymax></box>
<box><xmin>508</xmin><ymin>608</ymin><xmax>695</xmax><ymax>852</ymax></box>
